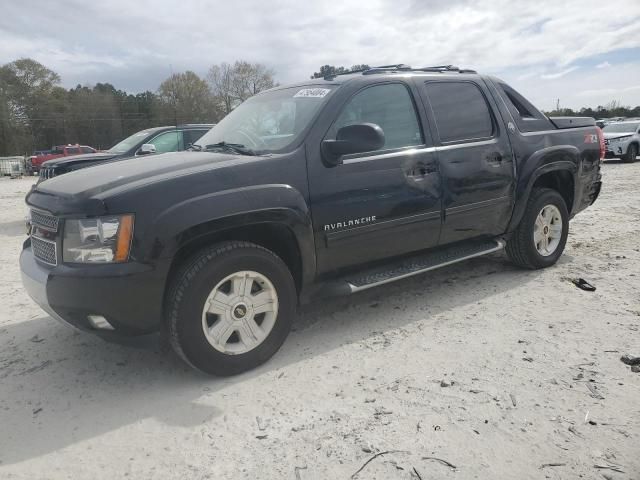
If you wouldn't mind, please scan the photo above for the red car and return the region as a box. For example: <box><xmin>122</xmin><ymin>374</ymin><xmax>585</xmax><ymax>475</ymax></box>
<box><xmin>29</xmin><ymin>144</ymin><xmax>97</xmax><ymax>172</ymax></box>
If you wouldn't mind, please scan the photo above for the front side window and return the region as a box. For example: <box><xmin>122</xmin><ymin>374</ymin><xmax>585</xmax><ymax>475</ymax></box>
<box><xmin>330</xmin><ymin>83</ymin><xmax>423</xmax><ymax>152</ymax></box>
<box><xmin>425</xmin><ymin>82</ymin><xmax>494</xmax><ymax>143</ymax></box>
<box><xmin>66</xmin><ymin>147</ymin><xmax>80</xmax><ymax>155</ymax></box>
<box><xmin>148</xmin><ymin>131</ymin><xmax>184</xmax><ymax>153</ymax></box>
<box><xmin>195</xmin><ymin>86</ymin><xmax>336</xmax><ymax>153</ymax></box>
<box><xmin>81</xmin><ymin>147</ymin><xmax>95</xmax><ymax>154</ymax></box>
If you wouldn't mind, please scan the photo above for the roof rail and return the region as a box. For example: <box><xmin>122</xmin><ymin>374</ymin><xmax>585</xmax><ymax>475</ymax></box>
<box><xmin>362</xmin><ymin>64</ymin><xmax>412</xmax><ymax>75</ymax></box>
<box><xmin>362</xmin><ymin>64</ymin><xmax>477</xmax><ymax>75</ymax></box>
<box><xmin>323</xmin><ymin>63</ymin><xmax>477</xmax><ymax>80</ymax></box>
<box><xmin>414</xmin><ymin>65</ymin><xmax>478</xmax><ymax>73</ymax></box>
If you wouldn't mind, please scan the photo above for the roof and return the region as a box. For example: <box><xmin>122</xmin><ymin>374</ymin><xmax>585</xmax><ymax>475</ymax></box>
<box><xmin>266</xmin><ymin>64</ymin><xmax>482</xmax><ymax>92</ymax></box>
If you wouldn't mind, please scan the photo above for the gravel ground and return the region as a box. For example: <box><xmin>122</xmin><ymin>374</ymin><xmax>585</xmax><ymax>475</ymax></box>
<box><xmin>0</xmin><ymin>162</ymin><xmax>639</xmax><ymax>480</ymax></box>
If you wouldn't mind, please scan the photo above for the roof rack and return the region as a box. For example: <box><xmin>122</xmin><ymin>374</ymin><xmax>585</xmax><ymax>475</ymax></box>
<box><xmin>323</xmin><ymin>64</ymin><xmax>477</xmax><ymax>80</ymax></box>
<box><xmin>362</xmin><ymin>64</ymin><xmax>477</xmax><ymax>75</ymax></box>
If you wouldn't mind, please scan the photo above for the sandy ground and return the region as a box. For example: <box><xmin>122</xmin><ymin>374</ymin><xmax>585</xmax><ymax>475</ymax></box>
<box><xmin>0</xmin><ymin>162</ymin><xmax>638</xmax><ymax>480</ymax></box>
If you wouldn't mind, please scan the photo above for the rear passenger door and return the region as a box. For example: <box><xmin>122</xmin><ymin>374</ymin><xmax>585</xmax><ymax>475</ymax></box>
<box><xmin>419</xmin><ymin>80</ymin><xmax>515</xmax><ymax>244</ymax></box>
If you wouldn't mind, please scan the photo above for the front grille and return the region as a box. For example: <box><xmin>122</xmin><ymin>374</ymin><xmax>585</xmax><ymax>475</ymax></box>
<box><xmin>31</xmin><ymin>236</ymin><xmax>57</xmax><ymax>265</ymax></box>
<box><xmin>30</xmin><ymin>209</ymin><xmax>59</xmax><ymax>232</ymax></box>
<box><xmin>39</xmin><ymin>167</ymin><xmax>57</xmax><ymax>180</ymax></box>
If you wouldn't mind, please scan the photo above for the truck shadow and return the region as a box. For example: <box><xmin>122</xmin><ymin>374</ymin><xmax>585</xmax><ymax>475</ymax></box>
<box><xmin>0</xmin><ymin>252</ymin><xmax>553</xmax><ymax>465</ymax></box>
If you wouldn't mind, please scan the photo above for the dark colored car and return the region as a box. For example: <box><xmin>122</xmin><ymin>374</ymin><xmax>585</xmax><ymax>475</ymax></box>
<box><xmin>21</xmin><ymin>65</ymin><xmax>603</xmax><ymax>375</ymax></box>
<box><xmin>38</xmin><ymin>124</ymin><xmax>214</xmax><ymax>181</ymax></box>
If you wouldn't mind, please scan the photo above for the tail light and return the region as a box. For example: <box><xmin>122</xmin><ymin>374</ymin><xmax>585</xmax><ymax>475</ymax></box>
<box><xmin>596</xmin><ymin>127</ymin><xmax>605</xmax><ymax>160</ymax></box>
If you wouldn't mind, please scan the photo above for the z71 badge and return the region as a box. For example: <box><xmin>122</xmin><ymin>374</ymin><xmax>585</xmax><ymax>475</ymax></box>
<box><xmin>324</xmin><ymin>216</ymin><xmax>376</xmax><ymax>232</ymax></box>
<box><xmin>584</xmin><ymin>133</ymin><xmax>598</xmax><ymax>144</ymax></box>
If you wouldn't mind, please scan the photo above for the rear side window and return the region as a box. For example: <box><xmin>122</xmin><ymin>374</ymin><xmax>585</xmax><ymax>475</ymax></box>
<box><xmin>496</xmin><ymin>82</ymin><xmax>553</xmax><ymax>132</ymax></box>
<box><xmin>331</xmin><ymin>83</ymin><xmax>423</xmax><ymax>151</ymax></box>
<box><xmin>425</xmin><ymin>82</ymin><xmax>494</xmax><ymax>143</ymax></box>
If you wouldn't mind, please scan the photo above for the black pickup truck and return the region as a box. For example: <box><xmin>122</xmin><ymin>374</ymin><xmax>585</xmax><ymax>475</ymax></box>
<box><xmin>20</xmin><ymin>65</ymin><xmax>603</xmax><ymax>375</ymax></box>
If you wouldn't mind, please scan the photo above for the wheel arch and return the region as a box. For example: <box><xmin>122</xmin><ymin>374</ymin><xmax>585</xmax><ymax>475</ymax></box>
<box><xmin>166</xmin><ymin>218</ymin><xmax>308</xmax><ymax>297</ymax></box>
<box><xmin>507</xmin><ymin>146</ymin><xmax>579</xmax><ymax>233</ymax></box>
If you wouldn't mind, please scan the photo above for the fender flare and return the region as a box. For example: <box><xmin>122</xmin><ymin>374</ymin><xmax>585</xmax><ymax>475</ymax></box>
<box><xmin>507</xmin><ymin>145</ymin><xmax>579</xmax><ymax>233</ymax></box>
<box><xmin>151</xmin><ymin>184</ymin><xmax>316</xmax><ymax>284</ymax></box>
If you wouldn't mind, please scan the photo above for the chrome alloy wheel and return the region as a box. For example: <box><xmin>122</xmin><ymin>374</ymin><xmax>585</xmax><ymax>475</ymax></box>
<box><xmin>201</xmin><ymin>271</ymin><xmax>278</xmax><ymax>354</ymax></box>
<box><xmin>534</xmin><ymin>205</ymin><xmax>563</xmax><ymax>256</ymax></box>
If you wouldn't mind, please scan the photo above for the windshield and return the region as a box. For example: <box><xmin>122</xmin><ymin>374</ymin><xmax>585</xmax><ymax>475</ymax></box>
<box><xmin>603</xmin><ymin>122</ymin><xmax>639</xmax><ymax>133</ymax></box>
<box><xmin>194</xmin><ymin>86</ymin><xmax>336</xmax><ymax>153</ymax></box>
<box><xmin>108</xmin><ymin>130</ymin><xmax>154</xmax><ymax>153</ymax></box>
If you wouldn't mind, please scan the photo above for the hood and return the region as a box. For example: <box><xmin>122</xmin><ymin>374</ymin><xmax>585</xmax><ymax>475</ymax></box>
<box><xmin>603</xmin><ymin>132</ymin><xmax>634</xmax><ymax>140</ymax></box>
<box><xmin>42</xmin><ymin>152</ymin><xmax>118</xmax><ymax>168</ymax></box>
<box><xmin>35</xmin><ymin>151</ymin><xmax>252</xmax><ymax>200</ymax></box>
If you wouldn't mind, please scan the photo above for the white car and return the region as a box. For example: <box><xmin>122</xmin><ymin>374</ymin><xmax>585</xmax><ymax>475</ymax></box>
<box><xmin>603</xmin><ymin>121</ymin><xmax>639</xmax><ymax>163</ymax></box>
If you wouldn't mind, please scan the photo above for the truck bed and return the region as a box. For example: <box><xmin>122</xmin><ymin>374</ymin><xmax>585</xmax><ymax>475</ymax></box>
<box><xmin>548</xmin><ymin>116</ymin><xmax>596</xmax><ymax>129</ymax></box>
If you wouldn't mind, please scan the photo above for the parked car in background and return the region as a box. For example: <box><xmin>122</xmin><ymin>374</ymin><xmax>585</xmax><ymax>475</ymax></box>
<box><xmin>595</xmin><ymin>119</ymin><xmax>608</xmax><ymax>129</ymax></box>
<box><xmin>602</xmin><ymin>121</ymin><xmax>640</xmax><ymax>162</ymax></box>
<box><xmin>29</xmin><ymin>144</ymin><xmax>97</xmax><ymax>173</ymax></box>
<box><xmin>38</xmin><ymin>124</ymin><xmax>214</xmax><ymax>182</ymax></box>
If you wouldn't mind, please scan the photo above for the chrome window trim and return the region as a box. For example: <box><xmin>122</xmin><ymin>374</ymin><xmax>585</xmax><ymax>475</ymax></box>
<box><xmin>341</xmin><ymin>138</ymin><xmax>498</xmax><ymax>165</ymax></box>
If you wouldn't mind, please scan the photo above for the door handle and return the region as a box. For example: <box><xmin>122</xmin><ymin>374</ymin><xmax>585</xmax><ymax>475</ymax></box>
<box><xmin>485</xmin><ymin>153</ymin><xmax>503</xmax><ymax>166</ymax></box>
<box><xmin>409</xmin><ymin>165</ymin><xmax>437</xmax><ymax>178</ymax></box>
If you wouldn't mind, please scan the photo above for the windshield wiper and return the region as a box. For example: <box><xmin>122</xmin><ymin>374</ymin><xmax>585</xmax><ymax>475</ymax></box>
<box><xmin>188</xmin><ymin>144</ymin><xmax>203</xmax><ymax>151</ymax></box>
<box><xmin>204</xmin><ymin>142</ymin><xmax>256</xmax><ymax>156</ymax></box>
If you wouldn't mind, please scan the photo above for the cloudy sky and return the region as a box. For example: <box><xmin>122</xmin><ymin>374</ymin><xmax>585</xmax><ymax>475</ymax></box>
<box><xmin>2</xmin><ymin>0</ymin><xmax>639</xmax><ymax>110</ymax></box>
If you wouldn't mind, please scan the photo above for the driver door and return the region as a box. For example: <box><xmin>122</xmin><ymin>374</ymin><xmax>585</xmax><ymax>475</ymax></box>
<box><xmin>307</xmin><ymin>81</ymin><xmax>442</xmax><ymax>274</ymax></box>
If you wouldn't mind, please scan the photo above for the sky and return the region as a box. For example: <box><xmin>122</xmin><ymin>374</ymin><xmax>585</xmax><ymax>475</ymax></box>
<box><xmin>1</xmin><ymin>0</ymin><xmax>639</xmax><ymax>111</ymax></box>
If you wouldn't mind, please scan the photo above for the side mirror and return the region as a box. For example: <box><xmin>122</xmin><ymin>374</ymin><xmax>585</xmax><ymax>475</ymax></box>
<box><xmin>321</xmin><ymin>123</ymin><xmax>385</xmax><ymax>166</ymax></box>
<box><xmin>138</xmin><ymin>144</ymin><xmax>157</xmax><ymax>155</ymax></box>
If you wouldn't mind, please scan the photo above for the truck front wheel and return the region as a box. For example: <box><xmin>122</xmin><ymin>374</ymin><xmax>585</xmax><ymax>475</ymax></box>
<box><xmin>165</xmin><ymin>241</ymin><xmax>296</xmax><ymax>375</ymax></box>
<box><xmin>506</xmin><ymin>188</ymin><xmax>569</xmax><ymax>269</ymax></box>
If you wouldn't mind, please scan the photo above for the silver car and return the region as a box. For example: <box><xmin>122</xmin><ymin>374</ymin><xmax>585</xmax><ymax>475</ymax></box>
<box><xmin>603</xmin><ymin>121</ymin><xmax>640</xmax><ymax>163</ymax></box>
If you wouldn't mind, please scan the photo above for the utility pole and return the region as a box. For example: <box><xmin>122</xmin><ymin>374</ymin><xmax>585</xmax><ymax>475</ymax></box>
<box><xmin>556</xmin><ymin>98</ymin><xmax>560</xmax><ymax>112</ymax></box>
<box><xmin>169</xmin><ymin>64</ymin><xmax>178</xmax><ymax>127</ymax></box>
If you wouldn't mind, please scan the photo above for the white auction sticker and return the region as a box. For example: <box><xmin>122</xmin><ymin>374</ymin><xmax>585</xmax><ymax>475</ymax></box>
<box><xmin>293</xmin><ymin>88</ymin><xmax>331</xmax><ymax>98</ymax></box>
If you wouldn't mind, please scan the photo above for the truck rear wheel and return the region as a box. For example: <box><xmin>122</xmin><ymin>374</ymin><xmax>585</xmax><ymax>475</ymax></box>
<box><xmin>622</xmin><ymin>143</ymin><xmax>638</xmax><ymax>163</ymax></box>
<box><xmin>506</xmin><ymin>188</ymin><xmax>569</xmax><ymax>269</ymax></box>
<box><xmin>165</xmin><ymin>241</ymin><xmax>296</xmax><ymax>375</ymax></box>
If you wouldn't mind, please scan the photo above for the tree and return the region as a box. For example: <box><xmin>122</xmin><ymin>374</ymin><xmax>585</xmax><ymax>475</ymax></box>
<box><xmin>208</xmin><ymin>61</ymin><xmax>276</xmax><ymax>115</ymax></box>
<box><xmin>231</xmin><ymin>61</ymin><xmax>276</xmax><ymax>102</ymax></box>
<box><xmin>0</xmin><ymin>58</ymin><xmax>61</xmax><ymax>154</ymax></box>
<box><xmin>157</xmin><ymin>71</ymin><xmax>219</xmax><ymax>124</ymax></box>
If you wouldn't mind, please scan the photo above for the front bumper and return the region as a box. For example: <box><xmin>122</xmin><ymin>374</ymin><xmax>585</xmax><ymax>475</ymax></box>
<box><xmin>20</xmin><ymin>246</ymin><xmax>167</xmax><ymax>337</ymax></box>
<box><xmin>605</xmin><ymin>141</ymin><xmax>629</xmax><ymax>157</ymax></box>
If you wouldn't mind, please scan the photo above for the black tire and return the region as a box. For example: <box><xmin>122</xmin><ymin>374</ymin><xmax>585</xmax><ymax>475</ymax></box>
<box><xmin>506</xmin><ymin>188</ymin><xmax>569</xmax><ymax>269</ymax></box>
<box><xmin>622</xmin><ymin>143</ymin><xmax>638</xmax><ymax>163</ymax></box>
<box><xmin>165</xmin><ymin>241</ymin><xmax>296</xmax><ymax>376</ymax></box>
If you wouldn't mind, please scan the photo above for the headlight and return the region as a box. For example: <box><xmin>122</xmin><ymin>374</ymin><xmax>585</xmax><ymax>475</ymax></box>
<box><xmin>609</xmin><ymin>136</ymin><xmax>631</xmax><ymax>143</ymax></box>
<box><xmin>63</xmin><ymin>214</ymin><xmax>134</xmax><ymax>263</ymax></box>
